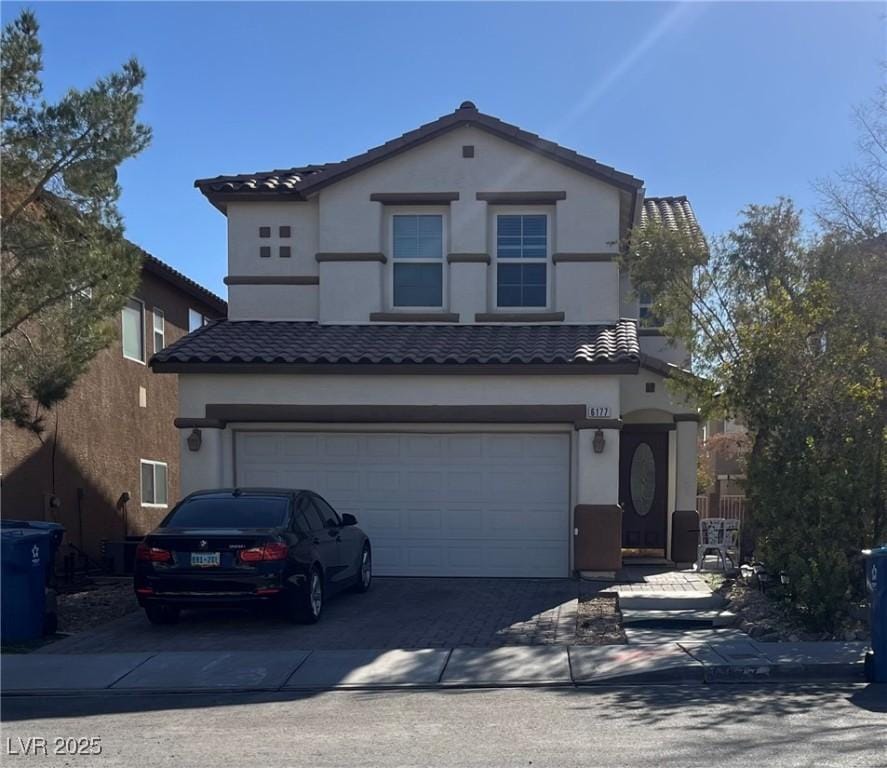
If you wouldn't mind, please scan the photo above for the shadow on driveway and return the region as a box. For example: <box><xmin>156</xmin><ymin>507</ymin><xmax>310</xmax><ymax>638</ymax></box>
<box><xmin>35</xmin><ymin>578</ymin><xmax>595</xmax><ymax>654</ymax></box>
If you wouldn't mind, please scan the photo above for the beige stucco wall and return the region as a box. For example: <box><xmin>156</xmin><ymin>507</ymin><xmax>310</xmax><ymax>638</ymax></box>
<box><xmin>178</xmin><ymin>372</ymin><xmax>620</xmax><ymax>416</ymax></box>
<box><xmin>228</xmin><ymin>284</ymin><xmax>318</xmax><ymax>321</ymax></box>
<box><xmin>224</xmin><ymin>126</ymin><xmax>630</xmax><ymax>323</ymax></box>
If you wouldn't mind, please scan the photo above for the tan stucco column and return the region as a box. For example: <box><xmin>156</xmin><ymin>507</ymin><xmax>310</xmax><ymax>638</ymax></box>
<box><xmin>672</xmin><ymin>414</ymin><xmax>700</xmax><ymax>562</ymax></box>
<box><xmin>574</xmin><ymin>426</ymin><xmax>622</xmax><ymax>572</ymax></box>
<box><xmin>178</xmin><ymin>424</ymin><xmax>225</xmax><ymax>496</ymax></box>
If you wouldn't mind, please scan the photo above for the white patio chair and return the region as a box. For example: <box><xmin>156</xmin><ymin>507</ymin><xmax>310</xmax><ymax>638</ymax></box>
<box><xmin>695</xmin><ymin>517</ymin><xmax>740</xmax><ymax>572</ymax></box>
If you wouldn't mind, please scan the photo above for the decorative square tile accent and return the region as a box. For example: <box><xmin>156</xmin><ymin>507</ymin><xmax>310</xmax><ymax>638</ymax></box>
<box><xmin>260</xmin><ymin>246</ymin><xmax>271</xmax><ymax>258</ymax></box>
<box><xmin>279</xmin><ymin>225</ymin><xmax>291</xmax><ymax>238</ymax></box>
<box><xmin>279</xmin><ymin>246</ymin><xmax>291</xmax><ymax>258</ymax></box>
<box><xmin>645</xmin><ymin>382</ymin><xmax>655</xmax><ymax>393</ymax></box>
<box><xmin>462</xmin><ymin>145</ymin><xmax>475</xmax><ymax>158</ymax></box>
<box><xmin>259</xmin><ymin>226</ymin><xmax>271</xmax><ymax>238</ymax></box>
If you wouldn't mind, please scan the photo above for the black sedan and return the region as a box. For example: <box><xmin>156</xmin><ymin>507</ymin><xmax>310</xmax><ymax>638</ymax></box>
<box><xmin>134</xmin><ymin>488</ymin><xmax>372</xmax><ymax>625</ymax></box>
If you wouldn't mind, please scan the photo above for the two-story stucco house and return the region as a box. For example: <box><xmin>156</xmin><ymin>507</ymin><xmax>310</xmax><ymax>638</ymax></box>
<box><xmin>151</xmin><ymin>102</ymin><xmax>703</xmax><ymax>578</ymax></box>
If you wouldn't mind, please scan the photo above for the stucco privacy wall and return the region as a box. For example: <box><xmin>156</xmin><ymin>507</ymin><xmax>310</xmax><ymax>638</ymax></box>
<box><xmin>223</xmin><ymin>126</ymin><xmax>628</xmax><ymax>322</ymax></box>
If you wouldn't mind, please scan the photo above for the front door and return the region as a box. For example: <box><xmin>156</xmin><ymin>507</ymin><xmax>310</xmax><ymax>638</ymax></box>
<box><xmin>619</xmin><ymin>431</ymin><xmax>669</xmax><ymax>556</ymax></box>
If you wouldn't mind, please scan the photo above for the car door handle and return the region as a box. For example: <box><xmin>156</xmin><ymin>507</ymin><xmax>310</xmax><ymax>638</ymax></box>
<box><xmin>312</xmin><ymin>537</ymin><xmax>320</xmax><ymax>545</ymax></box>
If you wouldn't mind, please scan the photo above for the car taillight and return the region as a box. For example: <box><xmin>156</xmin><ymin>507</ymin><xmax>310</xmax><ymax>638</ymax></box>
<box><xmin>239</xmin><ymin>542</ymin><xmax>288</xmax><ymax>562</ymax></box>
<box><xmin>136</xmin><ymin>543</ymin><xmax>172</xmax><ymax>562</ymax></box>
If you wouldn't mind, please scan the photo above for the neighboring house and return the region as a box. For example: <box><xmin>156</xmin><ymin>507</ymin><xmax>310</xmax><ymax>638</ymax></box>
<box><xmin>1</xmin><ymin>254</ymin><xmax>226</xmax><ymax>559</ymax></box>
<box><xmin>699</xmin><ymin>417</ymin><xmax>749</xmax><ymax>523</ymax></box>
<box><xmin>152</xmin><ymin>101</ymin><xmax>704</xmax><ymax>576</ymax></box>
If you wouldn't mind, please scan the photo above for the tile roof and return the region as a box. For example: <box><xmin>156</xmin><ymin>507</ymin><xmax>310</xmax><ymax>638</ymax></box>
<box><xmin>151</xmin><ymin>319</ymin><xmax>640</xmax><ymax>371</ymax></box>
<box><xmin>641</xmin><ymin>196</ymin><xmax>705</xmax><ymax>247</ymax></box>
<box><xmin>194</xmin><ymin>101</ymin><xmax>643</xmax><ymax>210</ymax></box>
<box><xmin>140</xmin><ymin>253</ymin><xmax>227</xmax><ymax>316</ymax></box>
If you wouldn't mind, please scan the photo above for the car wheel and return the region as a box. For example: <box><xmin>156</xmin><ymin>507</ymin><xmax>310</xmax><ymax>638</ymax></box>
<box><xmin>354</xmin><ymin>545</ymin><xmax>372</xmax><ymax>594</ymax></box>
<box><xmin>145</xmin><ymin>604</ymin><xmax>180</xmax><ymax>625</ymax></box>
<box><xmin>292</xmin><ymin>567</ymin><xmax>323</xmax><ymax>624</ymax></box>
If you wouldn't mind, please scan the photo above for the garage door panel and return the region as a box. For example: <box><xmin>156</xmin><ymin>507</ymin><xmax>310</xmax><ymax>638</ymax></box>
<box><xmin>279</xmin><ymin>434</ymin><xmax>319</xmax><ymax>457</ymax></box>
<box><xmin>239</xmin><ymin>468</ymin><xmax>279</xmax><ymax>487</ymax></box>
<box><xmin>445</xmin><ymin>508</ymin><xmax>485</xmax><ymax>535</ymax></box>
<box><xmin>235</xmin><ymin>431</ymin><xmax>569</xmax><ymax>577</ymax></box>
<box><xmin>446</xmin><ymin>435</ymin><xmax>483</xmax><ymax>459</ymax></box>
<box><xmin>365</xmin><ymin>435</ymin><xmax>401</xmax><ymax>458</ymax></box>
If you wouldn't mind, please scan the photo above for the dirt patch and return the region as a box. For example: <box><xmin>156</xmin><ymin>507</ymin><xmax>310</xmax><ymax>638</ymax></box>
<box><xmin>56</xmin><ymin>577</ymin><xmax>139</xmax><ymax>635</ymax></box>
<box><xmin>575</xmin><ymin>593</ymin><xmax>627</xmax><ymax>645</ymax></box>
<box><xmin>712</xmin><ymin>575</ymin><xmax>869</xmax><ymax>642</ymax></box>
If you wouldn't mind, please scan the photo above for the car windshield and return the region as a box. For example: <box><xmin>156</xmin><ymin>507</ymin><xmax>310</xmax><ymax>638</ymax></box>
<box><xmin>163</xmin><ymin>496</ymin><xmax>289</xmax><ymax>529</ymax></box>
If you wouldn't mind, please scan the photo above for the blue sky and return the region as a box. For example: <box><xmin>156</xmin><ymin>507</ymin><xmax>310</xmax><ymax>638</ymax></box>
<box><xmin>6</xmin><ymin>2</ymin><xmax>883</xmax><ymax>297</ymax></box>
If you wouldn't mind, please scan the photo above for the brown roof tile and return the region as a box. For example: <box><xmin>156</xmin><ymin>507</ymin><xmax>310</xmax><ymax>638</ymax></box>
<box><xmin>194</xmin><ymin>102</ymin><xmax>643</xmax><ymax>210</ymax></box>
<box><xmin>151</xmin><ymin>319</ymin><xmax>640</xmax><ymax>371</ymax></box>
<box><xmin>641</xmin><ymin>196</ymin><xmax>705</xmax><ymax>247</ymax></box>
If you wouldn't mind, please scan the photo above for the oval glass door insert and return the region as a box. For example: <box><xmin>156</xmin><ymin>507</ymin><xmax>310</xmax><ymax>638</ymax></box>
<box><xmin>630</xmin><ymin>442</ymin><xmax>656</xmax><ymax>517</ymax></box>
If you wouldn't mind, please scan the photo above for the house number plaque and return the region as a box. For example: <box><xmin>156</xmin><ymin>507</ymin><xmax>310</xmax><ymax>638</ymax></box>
<box><xmin>586</xmin><ymin>406</ymin><xmax>611</xmax><ymax>418</ymax></box>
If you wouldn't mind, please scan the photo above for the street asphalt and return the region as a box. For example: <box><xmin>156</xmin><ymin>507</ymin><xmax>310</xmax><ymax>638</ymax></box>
<box><xmin>2</xmin><ymin>684</ymin><xmax>884</xmax><ymax>767</ymax></box>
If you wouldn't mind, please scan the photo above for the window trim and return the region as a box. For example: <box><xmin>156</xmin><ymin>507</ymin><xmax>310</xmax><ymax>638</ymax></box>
<box><xmin>638</xmin><ymin>290</ymin><xmax>661</xmax><ymax>329</ymax></box>
<box><xmin>493</xmin><ymin>210</ymin><xmax>552</xmax><ymax>311</ymax></box>
<box><xmin>188</xmin><ymin>308</ymin><xmax>207</xmax><ymax>333</ymax></box>
<box><xmin>122</xmin><ymin>297</ymin><xmax>146</xmax><ymax>364</ymax></box>
<box><xmin>139</xmin><ymin>459</ymin><xmax>169</xmax><ymax>508</ymax></box>
<box><xmin>388</xmin><ymin>210</ymin><xmax>447</xmax><ymax>311</ymax></box>
<box><xmin>153</xmin><ymin>308</ymin><xmax>165</xmax><ymax>353</ymax></box>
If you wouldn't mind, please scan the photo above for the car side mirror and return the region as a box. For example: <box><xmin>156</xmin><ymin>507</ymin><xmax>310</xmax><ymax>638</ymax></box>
<box><xmin>340</xmin><ymin>513</ymin><xmax>358</xmax><ymax>527</ymax></box>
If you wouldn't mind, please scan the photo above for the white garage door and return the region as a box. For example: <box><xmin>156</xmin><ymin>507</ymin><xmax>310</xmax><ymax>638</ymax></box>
<box><xmin>234</xmin><ymin>431</ymin><xmax>571</xmax><ymax>577</ymax></box>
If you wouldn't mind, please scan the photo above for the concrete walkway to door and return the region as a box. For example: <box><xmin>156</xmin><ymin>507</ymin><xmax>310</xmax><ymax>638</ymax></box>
<box><xmin>36</xmin><ymin>578</ymin><xmax>598</xmax><ymax>654</ymax></box>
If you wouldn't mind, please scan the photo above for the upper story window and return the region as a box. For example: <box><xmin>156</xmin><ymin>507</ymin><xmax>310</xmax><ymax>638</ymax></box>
<box><xmin>121</xmin><ymin>298</ymin><xmax>145</xmax><ymax>363</ymax></box>
<box><xmin>496</xmin><ymin>214</ymin><xmax>548</xmax><ymax>308</ymax></box>
<box><xmin>189</xmin><ymin>308</ymin><xmax>208</xmax><ymax>332</ymax></box>
<box><xmin>392</xmin><ymin>214</ymin><xmax>443</xmax><ymax>308</ymax></box>
<box><xmin>153</xmin><ymin>309</ymin><xmax>165</xmax><ymax>353</ymax></box>
<box><xmin>638</xmin><ymin>291</ymin><xmax>659</xmax><ymax>327</ymax></box>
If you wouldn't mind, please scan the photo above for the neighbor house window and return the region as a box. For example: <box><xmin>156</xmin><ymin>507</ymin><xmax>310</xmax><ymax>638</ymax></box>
<box><xmin>140</xmin><ymin>460</ymin><xmax>168</xmax><ymax>507</ymax></box>
<box><xmin>188</xmin><ymin>308</ymin><xmax>207</xmax><ymax>332</ymax></box>
<box><xmin>153</xmin><ymin>309</ymin><xmax>165</xmax><ymax>353</ymax></box>
<box><xmin>121</xmin><ymin>298</ymin><xmax>145</xmax><ymax>362</ymax></box>
<box><xmin>496</xmin><ymin>214</ymin><xmax>548</xmax><ymax>308</ymax></box>
<box><xmin>392</xmin><ymin>214</ymin><xmax>443</xmax><ymax>307</ymax></box>
<box><xmin>638</xmin><ymin>291</ymin><xmax>658</xmax><ymax>327</ymax></box>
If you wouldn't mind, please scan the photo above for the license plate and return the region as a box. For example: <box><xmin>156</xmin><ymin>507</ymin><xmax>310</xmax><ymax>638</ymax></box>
<box><xmin>191</xmin><ymin>552</ymin><xmax>220</xmax><ymax>567</ymax></box>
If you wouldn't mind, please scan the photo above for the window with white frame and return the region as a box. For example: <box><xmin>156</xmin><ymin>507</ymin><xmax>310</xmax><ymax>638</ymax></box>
<box><xmin>153</xmin><ymin>309</ymin><xmax>165</xmax><ymax>353</ymax></box>
<box><xmin>140</xmin><ymin>460</ymin><xmax>168</xmax><ymax>506</ymax></box>
<box><xmin>496</xmin><ymin>214</ymin><xmax>548</xmax><ymax>308</ymax></box>
<box><xmin>188</xmin><ymin>308</ymin><xmax>207</xmax><ymax>332</ymax></box>
<box><xmin>121</xmin><ymin>298</ymin><xmax>145</xmax><ymax>362</ymax></box>
<box><xmin>392</xmin><ymin>214</ymin><xmax>443</xmax><ymax>308</ymax></box>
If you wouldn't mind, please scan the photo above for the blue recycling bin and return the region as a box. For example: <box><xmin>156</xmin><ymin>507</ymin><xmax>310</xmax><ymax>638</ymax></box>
<box><xmin>1</xmin><ymin>528</ymin><xmax>53</xmax><ymax>644</ymax></box>
<box><xmin>863</xmin><ymin>545</ymin><xmax>887</xmax><ymax>684</ymax></box>
<box><xmin>1</xmin><ymin>520</ymin><xmax>65</xmax><ymax>584</ymax></box>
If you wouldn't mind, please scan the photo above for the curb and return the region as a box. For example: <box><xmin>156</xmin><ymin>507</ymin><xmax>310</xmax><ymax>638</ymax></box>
<box><xmin>1</xmin><ymin>666</ymin><xmax>867</xmax><ymax>696</ymax></box>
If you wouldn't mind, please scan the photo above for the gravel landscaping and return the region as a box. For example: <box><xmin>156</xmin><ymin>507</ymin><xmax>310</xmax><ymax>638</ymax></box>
<box><xmin>707</xmin><ymin>573</ymin><xmax>870</xmax><ymax>643</ymax></box>
<box><xmin>574</xmin><ymin>593</ymin><xmax>627</xmax><ymax>645</ymax></box>
<box><xmin>55</xmin><ymin>576</ymin><xmax>139</xmax><ymax>635</ymax></box>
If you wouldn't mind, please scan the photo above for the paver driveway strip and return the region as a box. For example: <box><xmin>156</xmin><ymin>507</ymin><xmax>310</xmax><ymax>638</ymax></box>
<box><xmin>36</xmin><ymin>578</ymin><xmax>587</xmax><ymax>654</ymax></box>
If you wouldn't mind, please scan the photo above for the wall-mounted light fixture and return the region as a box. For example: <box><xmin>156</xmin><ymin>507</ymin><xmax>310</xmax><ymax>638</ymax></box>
<box><xmin>187</xmin><ymin>428</ymin><xmax>203</xmax><ymax>452</ymax></box>
<box><xmin>592</xmin><ymin>429</ymin><xmax>606</xmax><ymax>454</ymax></box>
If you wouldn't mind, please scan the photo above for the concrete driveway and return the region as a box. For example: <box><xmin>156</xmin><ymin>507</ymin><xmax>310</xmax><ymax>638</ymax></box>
<box><xmin>39</xmin><ymin>578</ymin><xmax>586</xmax><ymax>654</ymax></box>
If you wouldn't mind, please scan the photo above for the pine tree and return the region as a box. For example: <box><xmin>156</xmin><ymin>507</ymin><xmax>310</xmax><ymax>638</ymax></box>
<box><xmin>1</xmin><ymin>10</ymin><xmax>152</xmax><ymax>435</ymax></box>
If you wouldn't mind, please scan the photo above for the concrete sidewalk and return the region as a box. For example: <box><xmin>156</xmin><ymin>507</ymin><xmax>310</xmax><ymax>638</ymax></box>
<box><xmin>1</xmin><ymin>641</ymin><xmax>869</xmax><ymax>694</ymax></box>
